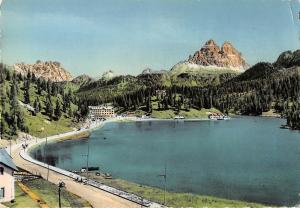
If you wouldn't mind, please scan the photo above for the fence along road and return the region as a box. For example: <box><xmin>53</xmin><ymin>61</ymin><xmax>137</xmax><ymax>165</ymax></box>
<box><xmin>9</xmin><ymin>125</ymin><xmax>163</xmax><ymax>208</ymax></box>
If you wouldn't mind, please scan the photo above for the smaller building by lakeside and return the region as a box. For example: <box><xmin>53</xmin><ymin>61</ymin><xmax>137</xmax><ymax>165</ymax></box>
<box><xmin>88</xmin><ymin>105</ymin><xmax>115</xmax><ymax>120</ymax></box>
<box><xmin>155</xmin><ymin>89</ymin><xmax>167</xmax><ymax>99</ymax></box>
<box><xmin>0</xmin><ymin>148</ymin><xmax>18</xmax><ymax>203</ymax></box>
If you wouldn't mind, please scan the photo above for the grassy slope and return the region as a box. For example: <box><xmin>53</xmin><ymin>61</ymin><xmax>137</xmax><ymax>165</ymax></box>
<box><xmin>170</xmin><ymin>63</ymin><xmax>240</xmax><ymax>87</ymax></box>
<box><xmin>121</xmin><ymin>106</ymin><xmax>221</xmax><ymax>119</ymax></box>
<box><xmin>85</xmin><ymin>174</ymin><xmax>265</xmax><ymax>208</ymax></box>
<box><xmin>23</xmin><ymin>110</ymin><xmax>74</xmax><ymax>138</ymax></box>
<box><xmin>2</xmin><ymin>79</ymin><xmax>78</xmax><ymax>139</ymax></box>
<box><xmin>151</xmin><ymin>108</ymin><xmax>220</xmax><ymax>119</ymax></box>
<box><xmin>119</xmin><ymin>96</ymin><xmax>222</xmax><ymax>119</ymax></box>
<box><xmin>4</xmin><ymin>179</ymin><xmax>90</xmax><ymax>208</ymax></box>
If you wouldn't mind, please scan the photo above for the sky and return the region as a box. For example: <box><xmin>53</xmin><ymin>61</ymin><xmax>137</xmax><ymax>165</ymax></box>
<box><xmin>1</xmin><ymin>0</ymin><xmax>300</xmax><ymax>77</ymax></box>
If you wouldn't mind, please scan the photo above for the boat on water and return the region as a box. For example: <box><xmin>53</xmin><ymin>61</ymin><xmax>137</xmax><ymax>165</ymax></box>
<box><xmin>81</xmin><ymin>167</ymin><xmax>99</xmax><ymax>172</ymax></box>
<box><xmin>208</xmin><ymin>113</ymin><xmax>230</xmax><ymax>120</ymax></box>
<box><xmin>174</xmin><ymin>115</ymin><xmax>185</xmax><ymax>120</ymax></box>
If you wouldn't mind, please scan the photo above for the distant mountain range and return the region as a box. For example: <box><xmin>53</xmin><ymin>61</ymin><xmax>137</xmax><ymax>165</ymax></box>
<box><xmin>11</xmin><ymin>40</ymin><xmax>300</xmax><ymax>91</ymax></box>
<box><xmin>11</xmin><ymin>39</ymin><xmax>247</xmax><ymax>82</ymax></box>
<box><xmin>5</xmin><ymin>42</ymin><xmax>300</xmax><ymax>130</ymax></box>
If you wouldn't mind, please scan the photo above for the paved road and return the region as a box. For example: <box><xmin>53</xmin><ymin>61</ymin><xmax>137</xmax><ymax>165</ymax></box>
<box><xmin>10</xmin><ymin>129</ymin><xmax>143</xmax><ymax>208</ymax></box>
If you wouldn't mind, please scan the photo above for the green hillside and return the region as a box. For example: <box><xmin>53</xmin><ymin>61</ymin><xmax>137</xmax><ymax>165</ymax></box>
<box><xmin>76</xmin><ymin>50</ymin><xmax>300</xmax><ymax>129</ymax></box>
<box><xmin>170</xmin><ymin>62</ymin><xmax>239</xmax><ymax>87</ymax></box>
<box><xmin>76</xmin><ymin>64</ymin><xmax>239</xmax><ymax>108</ymax></box>
<box><xmin>0</xmin><ymin>67</ymin><xmax>82</xmax><ymax>139</ymax></box>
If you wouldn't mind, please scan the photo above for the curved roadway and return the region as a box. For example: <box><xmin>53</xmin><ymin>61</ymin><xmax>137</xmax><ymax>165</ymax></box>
<box><xmin>10</xmin><ymin>125</ymin><xmax>146</xmax><ymax>208</ymax></box>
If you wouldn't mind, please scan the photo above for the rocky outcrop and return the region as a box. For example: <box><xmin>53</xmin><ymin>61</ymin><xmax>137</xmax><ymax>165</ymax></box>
<box><xmin>187</xmin><ymin>39</ymin><xmax>248</xmax><ymax>71</ymax></box>
<box><xmin>274</xmin><ymin>50</ymin><xmax>300</xmax><ymax>68</ymax></box>
<box><xmin>13</xmin><ymin>60</ymin><xmax>73</xmax><ymax>82</ymax></box>
<box><xmin>101</xmin><ymin>70</ymin><xmax>116</xmax><ymax>80</ymax></box>
<box><xmin>140</xmin><ymin>68</ymin><xmax>168</xmax><ymax>75</ymax></box>
<box><xmin>72</xmin><ymin>74</ymin><xmax>94</xmax><ymax>86</ymax></box>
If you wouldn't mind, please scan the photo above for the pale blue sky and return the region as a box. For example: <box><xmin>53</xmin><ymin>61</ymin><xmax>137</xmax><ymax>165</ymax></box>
<box><xmin>2</xmin><ymin>0</ymin><xmax>300</xmax><ymax>76</ymax></box>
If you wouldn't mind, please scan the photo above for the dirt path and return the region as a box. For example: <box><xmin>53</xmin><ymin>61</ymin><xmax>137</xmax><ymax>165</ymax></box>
<box><xmin>17</xmin><ymin>182</ymin><xmax>49</xmax><ymax>208</ymax></box>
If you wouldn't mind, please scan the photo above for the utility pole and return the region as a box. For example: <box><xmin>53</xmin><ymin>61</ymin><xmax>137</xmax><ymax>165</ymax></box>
<box><xmin>46</xmin><ymin>135</ymin><xmax>50</xmax><ymax>181</ymax></box>
<box><xmin>81</xmin><ymin>141</ymin><xmax>90</xmax><ymax>179</ymax></box>
<box><xmin>42</xmin><ymin>127</ymin><xmax>50</xmax><ymax>181</ymax></box>
<box><xmin>9</xmin><ymin>135</ymin><xmax>12</xmax><ymax>156</ymax></box>
<box><xmin>158</xmin><ymin>163</ymin><xmax>167</xmax><ymax>205</ymax></box>
<box><xmin>58</xmin><ymin>181</ymin><xmax>65</xmax><ymax>208</ymax></box>
<box><xmin>86</xmin><ymin>142</ymin><xmax>89</xmax><ymax>178</ymax></box>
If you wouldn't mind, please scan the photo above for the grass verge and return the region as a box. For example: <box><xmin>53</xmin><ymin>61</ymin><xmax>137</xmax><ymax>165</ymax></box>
<box><xmin>3</xmin><ymin>183</ymin><xmax>39</xmax><ymax>208</ymax></box>
<box><xmin>84</xmin><ymin>173</ymin><xmax>267</xmax><ymax>208</ymax></box>
<box><xmin>4</xmin><ymin>179</ymin><xmax>91</xmax><ymax>208</ymax></box>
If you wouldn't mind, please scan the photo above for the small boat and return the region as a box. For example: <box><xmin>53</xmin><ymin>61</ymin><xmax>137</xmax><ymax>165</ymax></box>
<box><xmin>174</xmin><ymin>115</ymin><xmax>185</xmax><ymax>119</ymax></box>
<box><xmin>208</xmin><ymin>114</ymin><xmax>220</xmax><ymax>120</ymax></box>
<box><xmin>223</xmin><ymin>115</ymin><xmax>231</xmax><ymax>120</ymax></box>
<box><xmin>104</xmin><ymin>173</ymin><xmax>112</xmax><ymax>179</ymax></box>
<box><xmin>81</xmin><ymin>167</ymin><xmax>99</xmax><ymax>171</ymax></box>
<box><xmin>208</xmin><ymin>113</ymin><xmax>230</xmax><ymax>120</ymax></box>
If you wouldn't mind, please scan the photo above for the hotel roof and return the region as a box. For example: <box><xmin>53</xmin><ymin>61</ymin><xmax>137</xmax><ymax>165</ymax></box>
<box><xmin>88</xmin><ymin>105</ymin><xmax>114</xmax><ymax>110</ymax></box>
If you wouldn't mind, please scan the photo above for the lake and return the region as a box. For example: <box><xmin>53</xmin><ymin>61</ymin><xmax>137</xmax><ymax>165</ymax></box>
<box><xmin>30</xmin><ymin>117</ymin><xmax>300</xmax><ymax>206</ymax></box>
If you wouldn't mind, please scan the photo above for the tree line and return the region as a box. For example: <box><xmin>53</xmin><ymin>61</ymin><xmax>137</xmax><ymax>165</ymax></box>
<box><xmin>78</xmin><ymin>67</ymin><xmax>300</xmax><ymax>130</ymax></box>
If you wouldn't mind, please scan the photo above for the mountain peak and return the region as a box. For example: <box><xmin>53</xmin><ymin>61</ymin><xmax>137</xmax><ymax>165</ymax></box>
<box><xmin>101</xmin><ymin>70</ymin><xmax>116</xmax><ymax>80</ymax></box>
<box><xmin>205</xmin><ymin>39</ymin><xmax>217</xmax><ymax>45</ymax></box>
<box><xmin>13</xmin><ymin>60</ymin><xmax>73</xmax><ymax>82</ymax></box>
<box><xmin>188</xmin><ymin>40</ymin><xmax>248</xmax><ymax>71</ymax></box>
<box><xmin>72</xmin><ymin>74</ymin><xmax>93</xmax><ymax>86</ymax></box>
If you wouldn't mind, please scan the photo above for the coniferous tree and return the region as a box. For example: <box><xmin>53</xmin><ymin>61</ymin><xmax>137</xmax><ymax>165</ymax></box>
<box><xmin>67</xmin><ymin>106</ymin><xmax>73</xmax><ymax>118</ymax></box>
<box><xmin>34</xmin><ymin>97</ymin><xmax>40</xmax><ymax>114</ymax></box>
<box><xmin>45</xmin><ymin>94</ymin><xmax>53</xmax><ymax>119</ymax></box>
<box><xmin>23</xmin><ymin>81</ymin><xmax>30</xmax><ymax>104</ymax></box>
<box><xmin>9</xmin><ymin>81</ymin><xmax>19</xmax><ymax>134</ymax></box>
<box><xmin>54</xmin><ymin>99</ymin><xmax>62</xmax><ymax>120</ymax></box>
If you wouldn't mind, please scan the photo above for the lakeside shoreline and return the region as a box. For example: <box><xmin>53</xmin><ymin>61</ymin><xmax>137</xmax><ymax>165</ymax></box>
<box><xmin>13</xmin><ymin>119</ymin><xmax>161</xmax><ymax>207</ymax></box>
<box><xmin>13</xmin><ymin>116</ymin><xmax>294</xmax><ymax>207</ymax></box>
<box><xmin>26</xmin><ymin>116</ymin><xmax>273</xmax><ymax>208</ymax></box>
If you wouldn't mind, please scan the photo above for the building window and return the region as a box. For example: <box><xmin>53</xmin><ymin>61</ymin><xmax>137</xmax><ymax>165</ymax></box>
<box><xmin>0</xmin><ymin>167</ymin><xmax>3</xmax><ymax>175</ymax></box>
<box><xmin>0</xmin><ymin>188</ymin><xmax>4</xmax><ymax>199</ymax></box>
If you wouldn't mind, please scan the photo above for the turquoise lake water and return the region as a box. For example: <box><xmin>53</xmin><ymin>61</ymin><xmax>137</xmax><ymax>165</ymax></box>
<box><xmin>30</xmin><ymin>117</ymin><xmax>300</xmax><ymax>206</ymax></box>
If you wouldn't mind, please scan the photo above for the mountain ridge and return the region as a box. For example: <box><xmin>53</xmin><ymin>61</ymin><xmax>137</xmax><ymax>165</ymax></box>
<box><xmin>13</xmin><ymin>60</ymin><xmax>73</xmax><ymax>82</ymax></box>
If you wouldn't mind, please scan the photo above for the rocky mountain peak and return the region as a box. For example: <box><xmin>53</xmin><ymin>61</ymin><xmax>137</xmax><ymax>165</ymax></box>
<box><xmin>188</xmin><ymin>39</ymin><xmax>248</xmax><ymax>71</ymax></box>
<box><xmin>203</xmin><ymin>39</ymin><xmax>218</xmax><ymax>48</ymax></box>
<box><xmin>13</xmin><ymin>60</ymin><xmax>73</xmax><ymax>82</ymax></box>
<box><xmin>101</xmin><ymin>70</ymin><xmax>115</xmax><ymax>80</ymax></box>
<box><xmin>221</xmin><ymin>41</ymin><xmax>235</xmax><ymax>52</ymax></box>
<box><xmin>141</xmin><ymin>68</ymin><xmax>153</xmax><ymax>74</ymax></box>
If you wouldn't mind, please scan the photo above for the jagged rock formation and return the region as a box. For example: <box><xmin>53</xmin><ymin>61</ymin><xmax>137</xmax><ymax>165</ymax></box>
<box><xmin>13</xmin><ymin>60</ymin><xmax>73</xmax><ymax>81</ymax></box>
<box><xmin>187</xmin><ymin>39</ymin><xmax>248</xmax><ymax>71</ymax></box>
